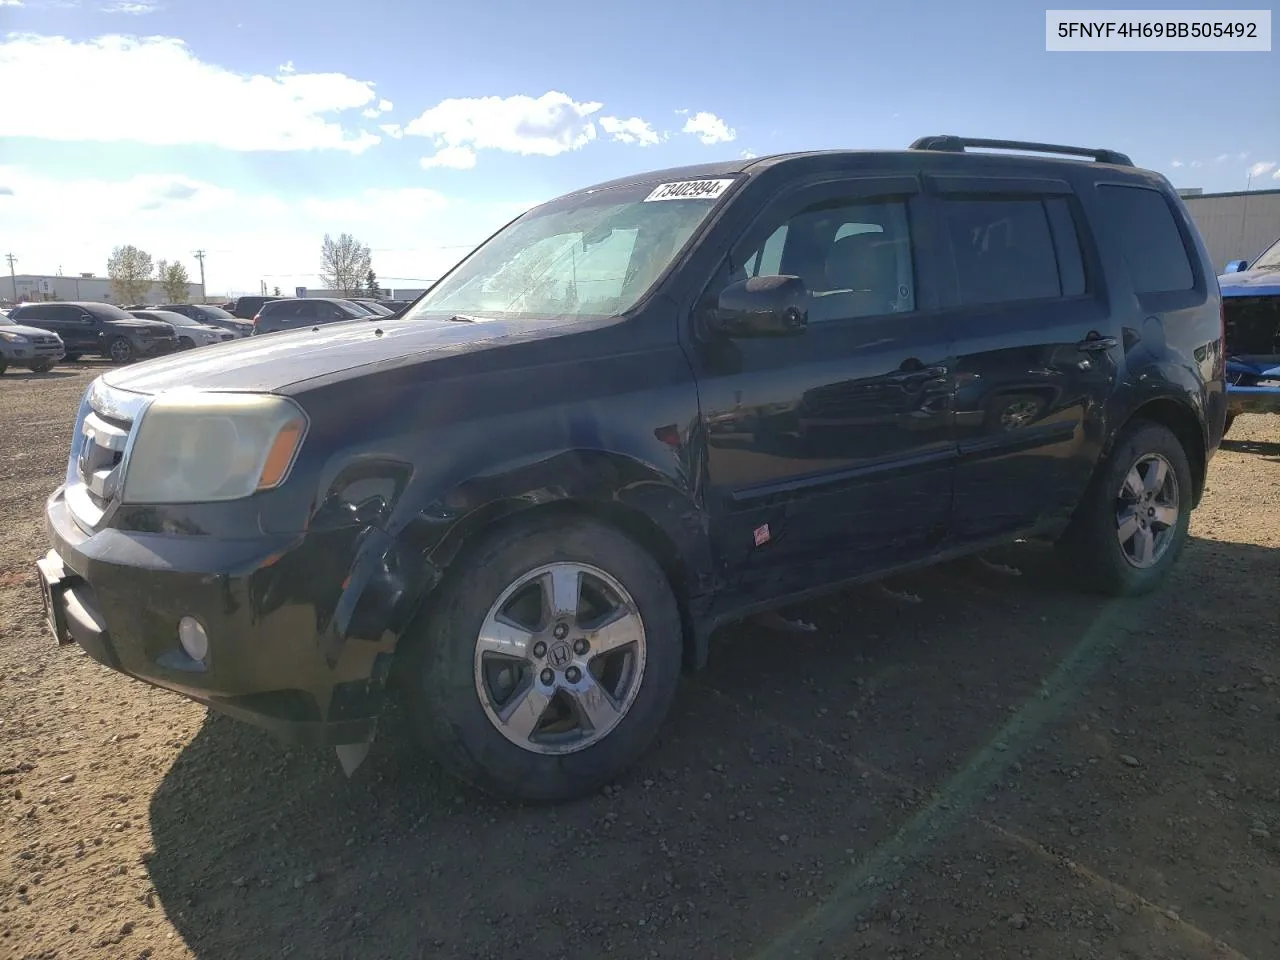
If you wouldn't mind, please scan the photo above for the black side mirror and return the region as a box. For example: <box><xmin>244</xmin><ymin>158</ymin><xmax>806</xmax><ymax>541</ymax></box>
<box><xmin>706</xmin><ymin>275</ymin><xmax>809</xmax><ymax>338</ymax></box>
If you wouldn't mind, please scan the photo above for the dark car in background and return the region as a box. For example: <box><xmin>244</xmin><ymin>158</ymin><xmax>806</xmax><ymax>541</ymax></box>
<box><xmin>226</xmin><ymin>295</ymin><xmax>282</xmax><ymax>320</ymax></box>
<box><xmin>154</xmin><ymin>303</ymin><xmax>253</xmax><ymax>338</ymax></box>
<box><xmin>250</xmin><ymin>297</ymin><xmax>374</xmax><ymax>335</ymax></box>
<box><xmin>35</xmin><ymin>137</ymin><xmax>1225</xmax><ymax>803</ymax></box>
<box><xmin>129</xmin><ymin>309</ymin><xmax>237</xmax><ymax>349</ymax></box>
<box><xmin>1219</xmin><ymin>234</ymin><xmax>1280</xmax><ymax>433</ymax></box>
<box><xmin>347</xmin><ymin>298</ymin><xmax>395</xmax><ymax>316</ymax></box>
<box><xmin>8</xmin><ymin>301</ymin><xmax>178</xmax><ymax>362</ymax></box>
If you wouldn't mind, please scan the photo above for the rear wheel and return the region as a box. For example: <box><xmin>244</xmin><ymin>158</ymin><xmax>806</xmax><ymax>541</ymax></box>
<box><xmin>1055</xmin><ymin>420</ymin><xmax>1192</xmax><ymax>596</ymax></box>
<box><xmin>28</xmin><ymin>359</ymin><xmax>55</xmax><ymax>373</ymax></box>
<box><xmin>107</xmin><ymin>337</ymin><xmax>133</xmax><ymax>363</ymax></box>
<box><xmin>399</xmin><ymin>515</ymin><xmax>683</xmax><ymax>801</ymax></box>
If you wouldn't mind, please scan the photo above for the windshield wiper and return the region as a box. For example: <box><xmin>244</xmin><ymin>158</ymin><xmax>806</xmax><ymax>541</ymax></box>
<box><xmin>445</xmin><ymin>314</ymin><xmax>482</xmax><ymax>323</ymax></box>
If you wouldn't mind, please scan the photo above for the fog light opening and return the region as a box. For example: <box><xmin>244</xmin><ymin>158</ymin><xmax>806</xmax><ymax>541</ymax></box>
<box><xmin>178</xmin><ymin>616</ymin><xmax>209</xmax><ymax>662</ymax></box>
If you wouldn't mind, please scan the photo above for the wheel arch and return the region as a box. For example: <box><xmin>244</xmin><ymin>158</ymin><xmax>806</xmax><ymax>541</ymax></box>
<box><xmin>1111</xmin><ymin>396</ymin><xmax>1207</xmax><ymax>507</ymax></box>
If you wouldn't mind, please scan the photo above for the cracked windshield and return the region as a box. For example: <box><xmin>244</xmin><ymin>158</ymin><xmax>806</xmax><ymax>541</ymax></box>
<box><xmin>1</xmin><ymin>2</ymin><xmax>1277</xmax><ymax>959</ymax></box>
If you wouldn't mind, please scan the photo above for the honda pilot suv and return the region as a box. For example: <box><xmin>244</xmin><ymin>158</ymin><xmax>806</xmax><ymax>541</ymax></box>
<box><xmin>36</xmin><ymin>137</ymin><xmax>1227</xmax><ymax>802</ymax></box>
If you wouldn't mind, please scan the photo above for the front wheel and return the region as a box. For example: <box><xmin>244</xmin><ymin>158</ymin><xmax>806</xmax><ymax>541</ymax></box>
<box><xmin>28</xmin><ymin>360</ymin><xmax>55</xmax><ymax>373</ymax></box>
<box><xmin>178</xmin><ymin>336</ymin><xmax>195</xmax><ymax>350</ymax></box>
<box><xmin>1055</xmin><ymin>420</ymin><xmax>1192</xmax><ymax>596</ymax></box>
<box><xmin>399</xmin><ymin>515</ymin><xmax>683</xmax><ymax>801</ymax></box>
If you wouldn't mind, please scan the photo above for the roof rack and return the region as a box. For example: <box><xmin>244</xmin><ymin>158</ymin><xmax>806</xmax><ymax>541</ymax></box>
<box><xmin>909</xmin><ymin>135</ymin><xmax>1133</xmax><ymax>167</ymax></box>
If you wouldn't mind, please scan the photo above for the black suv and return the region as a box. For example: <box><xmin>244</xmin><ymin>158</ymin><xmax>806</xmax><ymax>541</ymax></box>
<box><xmin>36</xmin><ymin>137</ymin><xmax>1227</xmax><ymax>802</ymax></box>
<box><xmin>10</xmin><ymin>301</ymin><xmax>178</xmax><ymax>362</ymax></box>
<box><xmin>226</xmin><ymin>295</ymin><xmax>282</xmax><ymax>320</ymax></box>
<box><xmin>251</xmin><ymin>297</ymin><xmax>374</xmax><ymax>335</ymax></box>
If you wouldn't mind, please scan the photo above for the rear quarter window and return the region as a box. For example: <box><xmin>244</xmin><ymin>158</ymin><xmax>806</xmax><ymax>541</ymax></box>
<box><xmin>1094</xmin><ymin>184</ymin><xmax>1195</xmax><ymax>294</ymax></box>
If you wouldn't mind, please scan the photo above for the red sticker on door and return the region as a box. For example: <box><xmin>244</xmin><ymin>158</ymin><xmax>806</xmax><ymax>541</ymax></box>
<box><xmin>753</xmin><ymin>524</ymin><xmax>771</xmax><ymax>547</ymax></box>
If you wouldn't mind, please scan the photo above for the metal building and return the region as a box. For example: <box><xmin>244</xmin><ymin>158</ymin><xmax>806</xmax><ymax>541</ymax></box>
<box><xmin>6</xmin><ymin>273</ymin><xmax>206</xmax><ymax>305</ymax></box>
<box><xmin>1179</xmin><ymin>188</ymin><xmax>1280</xmax><ymax>273</ymax></box>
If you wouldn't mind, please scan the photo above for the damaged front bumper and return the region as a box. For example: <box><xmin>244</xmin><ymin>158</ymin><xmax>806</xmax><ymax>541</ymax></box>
<box><xmin>37</xmin><ymin>485</ymin><xmax>413</xmax><ymax>750</ymax></box>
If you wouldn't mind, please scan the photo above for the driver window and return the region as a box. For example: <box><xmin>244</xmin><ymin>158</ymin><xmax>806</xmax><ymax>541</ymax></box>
<box><xmin>731</xmin><ymin>195</ymin><xmax>916</xmax><ymax>323</ymax></box>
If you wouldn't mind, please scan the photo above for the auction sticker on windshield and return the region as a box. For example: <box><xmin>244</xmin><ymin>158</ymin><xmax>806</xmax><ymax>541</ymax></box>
<box><xmin>644</xmin><ymin>179</ymin><xmax>735</xmax><ymax>202</ymax></box>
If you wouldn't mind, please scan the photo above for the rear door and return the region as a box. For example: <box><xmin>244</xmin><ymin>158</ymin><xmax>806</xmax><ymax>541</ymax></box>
<box><xmin>690</xmin><ymin>174</ymin><xmax>955</xmax><ymax>606</ymax></box>
<box><xmin>928</xmin><ymin>174</ymin><xmax>1119</xmax><ymax>541</ymax></box>
<box><xmin>51</xmin><ymin>305</ymin><xmax>99</xmax><ymax>352</ymax></box>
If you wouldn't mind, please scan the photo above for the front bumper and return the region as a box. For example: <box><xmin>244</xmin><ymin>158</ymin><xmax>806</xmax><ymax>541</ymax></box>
<box><xmin>38</xmin><ymin>487</ymin><xmax>404</xmax><ymax>746</ymax></box>
<box><xmin>3</xmin><ymin>342</ymin><xmax>64</xmax><ymax>363</ymax></box>
<box><xmin>134</xmin><ymin>338</ymin><xmax>178</xmax><ymax>358</ymax></box>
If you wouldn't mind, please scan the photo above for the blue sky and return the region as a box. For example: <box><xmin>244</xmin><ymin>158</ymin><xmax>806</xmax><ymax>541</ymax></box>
<box><xmin>1</xmin><ymin>0</ymin><xmax>1277</xmax><ymax>295</ymax></box>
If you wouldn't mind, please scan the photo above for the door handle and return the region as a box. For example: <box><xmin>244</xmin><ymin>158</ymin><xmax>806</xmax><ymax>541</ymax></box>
<box><xmin>885</xmin><ymin>364</ymin><xmax>947</xmax><ymax>383</ymax></box>
<box><xmin>1077</xmin><ymin>334</ymin><xmax>1118</xmax><ymax>352</ymax></box>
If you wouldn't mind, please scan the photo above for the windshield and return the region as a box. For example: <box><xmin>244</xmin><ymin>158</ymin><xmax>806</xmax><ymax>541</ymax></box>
<box><xmin>93</xmin><ymin>303</ymin><xmax>136</xmax><ymax>320</ymax></box>
<box><xmin>0</xmin><ymin>315</ymin><xmax>14</xmax><ymax>326</ymax></box>
<box><xmin>402</xmin><ymin>176</ymin><xmax>738</xmax><ymax>321</ymax></box>
<box><xmin>148</xmin><ymin>312</ymin><xmax>196</xmax><ymax>327</ymax></box>
<box><xmin>180</xmin><ymin>305</ymin><xmax>234</xmax><ymax>320</ymax></box>
<box><xmin>1251</xmin><ymin>236</ymin><xmax>1280</xmax><ymax>271</ymax></box>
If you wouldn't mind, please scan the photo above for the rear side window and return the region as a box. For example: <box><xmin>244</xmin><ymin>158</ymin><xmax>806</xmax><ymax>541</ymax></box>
<box><xmin>1095</xmin><ymin>185</ymin><xmax>1194</xmax><ymax>294</ymax></box>
<box><xmin>941</xmin><ymin>197</ymin><xmax>1082</xmax><ymax>305</ymax></box>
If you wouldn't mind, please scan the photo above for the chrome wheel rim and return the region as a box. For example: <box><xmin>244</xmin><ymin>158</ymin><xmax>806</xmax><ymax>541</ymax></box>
<box><xmin>1115</xmin><ymin>453</ymin><xmax>1179</xmax><ymax>569</ymax></box>
<box><xmin>474</xmin><ymin>561</ymin><xmax>647</xmax><ymax>755</ymax></box>
<box><xmin>110</xmin><ymin>339</ymin><xmax>131</xmax><ymax>362</ymax></box>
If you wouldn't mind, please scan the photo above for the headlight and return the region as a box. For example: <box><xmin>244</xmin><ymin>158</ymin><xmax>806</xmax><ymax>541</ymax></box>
<box><xmin>0</xmin><ymin>331</ymin><xmax>29</xmax><ymax>343</ymax></box>
<box><xmin>121</xmin><ymin>392</ymin><xmax>308</xmax><ymax>503</ymax></box>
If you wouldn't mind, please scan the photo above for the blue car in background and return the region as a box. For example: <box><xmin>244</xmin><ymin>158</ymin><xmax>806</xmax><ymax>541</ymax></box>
<box><xmin>1219</xmin><ymin>234</ymin><xmax>1280</xmax><ymax>435</ymax></box>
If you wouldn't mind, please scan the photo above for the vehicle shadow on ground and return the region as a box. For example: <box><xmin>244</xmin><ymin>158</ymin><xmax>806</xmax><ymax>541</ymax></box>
<box><xmin>144</xmin><ymin>536</ymin><xmax>1280</xmax><ymax>960</ymax></box>
<box><xmin>1221</xmin><ymin>437</ymin><xmax>1280</xmax><ymax>460</ymax></box>
<box><xmin>0</xmin><ymin>370</ymin><xmax>81</xmax><ymax>380</ymax></box>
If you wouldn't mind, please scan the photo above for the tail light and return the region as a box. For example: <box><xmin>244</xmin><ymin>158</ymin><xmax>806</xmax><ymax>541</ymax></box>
<box><xmin>251</xmin><ymin>313</ymin><xmax>261</xmax><ymax>326</ymax></box>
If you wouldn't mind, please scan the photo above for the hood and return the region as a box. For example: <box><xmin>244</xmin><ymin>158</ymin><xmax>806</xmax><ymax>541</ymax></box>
<box><xmin>2</xmin><ymin>323</ymin><xmax>61</xmax><ymax>339</ymax></box>
<box><xmin>100</xmin><ymin>315</ymin><xmax>582</xmax><ymax>394</ymax></box>
<box><xmin>109</xmin><ymin>319</ymin><xmax>175</xmax><ymax>332</ymax></box>
<box><xmin>1218</xmin><ymin>268</ymin><xmax>1280</xmax><ymax>297</ymax></box>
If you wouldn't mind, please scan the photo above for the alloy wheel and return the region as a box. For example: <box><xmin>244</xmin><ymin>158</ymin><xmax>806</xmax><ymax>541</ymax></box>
<box><xmin>1115</xmin><ymin>452</ymin><xmax>1179</xmax><ymax>569</ymax></box>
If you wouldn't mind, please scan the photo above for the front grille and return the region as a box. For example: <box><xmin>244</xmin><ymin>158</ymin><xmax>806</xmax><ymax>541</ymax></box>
<box><xmin>1224</xmin><ymin>296</ymin><xmax>1280</xmax><ymax>357</ymax></box>
<box><xmin>34</xmin><ymin>335</ymin><xmax>59</xmax><ymax>346</ymax></box>
<box><xmin>65</xmin><ymin>379</ymin><xmax>150</xmax><ymax>530</ymax></box>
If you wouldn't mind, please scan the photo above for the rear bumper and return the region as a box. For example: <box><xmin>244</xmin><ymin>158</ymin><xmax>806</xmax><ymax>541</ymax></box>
<box><xmin>38</xmin><ymin>487</ymin><xmax>406</xmax><ymax>746</ymax></box>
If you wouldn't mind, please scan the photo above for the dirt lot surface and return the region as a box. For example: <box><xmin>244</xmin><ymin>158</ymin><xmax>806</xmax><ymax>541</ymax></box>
<box><xmin>2</xmin><ymin>363</ymin><xmax>1279</xmax><ymax>960</ymax></box>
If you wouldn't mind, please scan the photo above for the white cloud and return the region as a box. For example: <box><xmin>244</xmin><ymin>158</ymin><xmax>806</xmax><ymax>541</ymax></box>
<box><xmin>1238</xmin><ymin>151</ymin><xmax>1250</xmax><ymax>160</ymax></box>
<box><xmin>1274</xmin><ymin>168</ymin><xmax>1280</xmax><ymax>180</ymax></box>
<box><xmin>379</xmin><ymin>123</ymin><xmax>404</xmax><ymax>139</ymax></box>
<box><xmin>1247</xmin><ymin>160</ymin><xmax>1276</xmax><ymax>178</ymax></box>
<box><xmin>420</xmin><ymin>145</ymin><xmax>478</xmax><ymax>170</ymax></box>
<box><xmin>1215</xmin><ymin>153</ymin><xmax>1230</xmax><ymax>162</ymax></box>
<box><xmin>1190</xmin><ymin>160</ymin><xmax>1202</xmax><ymax>168</ymax></box>
<box><xmin>599</xmin><ymin>115</ymin><xmax>660</xmax><ymax>146</ymax></box>
<box><xmin>404</xmin><ymin>91</ymin><xmax>602</xmax><ymax>162</ymax></box>
<box><xmin>682</xmin><ymin>111</ymin><xmax>735</xmax><ymax>145</ymax></box>
<box><xmin>0</xmin><ymin>165</ymin><xmax>540</xmax><ymax>296</ymax></box>
<box><xmin>740</xmin><ymin>150</ymin><xmax>757</xmax><ymax>159</ymax></box>
<box><xmin>102</xmin><ymin>1</ymin><xmax>160</xmax><ymax>12</ymax></box>
<box><xmin>0</xmin><ymin>34</ymin><xmax>382</xmax><ymax>153</ymax></box>
<box><xmin>0</xmin><ymin>0</ymin><xmax>24</xmax><ymax>6</ymax></box>
<box><xmin>361</xmin><ymin>98</ymin><xmax>393</xmax><ymax>119</ymax></box>
<box><xmin>1170</xmin><ymin>159</ymin><xmax>1184</xmax><ymax>168</ymax></box>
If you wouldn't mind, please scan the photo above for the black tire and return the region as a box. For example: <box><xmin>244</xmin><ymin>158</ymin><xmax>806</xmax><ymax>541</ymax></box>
<box><xmin>1223</xmin><ymin>413</ymin><xmax>1236</xmax><ymax>437</ymax></box>
<box><xmin>1055</xmin><ymin>420</ymin><xmax>1193</xmax><ymax>596</ymax></box>
<box><xmin>28</xmin><ymin>360</ymin><xmax>55</xmax><ymax>373</ymax></box>
<box><xmin>398</xmin><ymin>514</ymin><xmax>683</xmax><ymax>802</ymax></box>
<box><xmin>63</xmin><ymin>353</ymin><xmax>80</xmax><ymax>363</ymax></box>
<box><xmin>106</xmin><ymin>337</ymin><xmax>134</xmax><ymax>363</ymax></box>
<box><xmin>178</xmin><ymin>336</ymin><xmax>195</xmax><ymax>350</ymax></box>
<box><xmin>0</xmin><ymin>355</ymin><xmax>7</xmax><ymax>375</ymax></box>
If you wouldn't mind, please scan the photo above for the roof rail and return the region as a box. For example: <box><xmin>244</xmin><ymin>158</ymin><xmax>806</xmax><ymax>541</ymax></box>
<box><xmin>909</xmin><ymin>135</ymin><xmax>1133</xmax><ymax>167</ymax></box>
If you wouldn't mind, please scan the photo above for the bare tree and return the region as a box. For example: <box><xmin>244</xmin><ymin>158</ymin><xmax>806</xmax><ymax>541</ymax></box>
<box><xmin>107</xmin><ymin>244</ymin><xmax>154</xmax><ymax>304</ymax></box>
<box><xmin>160</xmin><ymin>261</ymin><xmax>191</xmax><ymax>302</ymax></box>
<box><xmin>319</xmin><ymin>233</ymin><xmax>372</xmax><ymax>297</ymax></box>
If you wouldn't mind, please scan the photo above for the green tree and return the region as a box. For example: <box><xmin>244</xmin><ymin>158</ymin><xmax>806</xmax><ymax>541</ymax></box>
<box><xmin>107</xmin><ymin>244</ymin><xmax>154</xmax><ymax>304</ymax></box>
<box><xmin>273</xmin><ymin>286</ymin><xmax>282</xmax><ymax>297</ymax></box>
<box><xmin>365</xmin><ymin>269</ymin><xmax>380</xmax><ymax>297</ymax></box>
<box><xmin>160</xmin><ymin>261</ymin><xmax>190</xmax><ymax>303</ymax></box>
<box><xmin>319</xmin><ymin>233</ymin><xmax>372</xmax><ymax>297</ymax></box>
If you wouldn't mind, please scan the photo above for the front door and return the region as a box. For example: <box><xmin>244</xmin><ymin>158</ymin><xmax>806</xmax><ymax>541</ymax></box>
<box><xmin>927</xmin><ymin>174</ymin><xmax>1119</xmax><ymax>541</ymax></box>
<box><xmin>688</xmin><ymin>174</ymin><xmax>955</xmax><ymax>610</ymax></box>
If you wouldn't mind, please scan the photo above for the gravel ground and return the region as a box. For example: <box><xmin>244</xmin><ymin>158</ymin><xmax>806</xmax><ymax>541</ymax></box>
<box><xmin>2</xmin><ymin>363</ymin><xmax>1278</xmax><ymax>960</ymax></box>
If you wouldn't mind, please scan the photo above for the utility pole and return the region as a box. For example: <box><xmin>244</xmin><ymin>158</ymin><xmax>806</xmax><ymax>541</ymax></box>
<box><xmin>193</xmin><ymin>249</ymin><xmax>206</xmax><ymax>303</ymax></box>
<box><xmin>5</xmin><ymin>252</ymin><xmax>16</xmax><ymax>303</ymax></box>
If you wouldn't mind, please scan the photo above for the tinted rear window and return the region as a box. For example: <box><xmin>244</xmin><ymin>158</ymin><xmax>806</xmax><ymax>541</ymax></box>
<box><xmin>1095</xmin><ymin>185</ymin><xmax>1194</xmax><ymax>294</ymax></box>
<box><xmin>942</xmin><ymin>198</ymin><xmax>1067</xmax><ymax>305</ymax></box>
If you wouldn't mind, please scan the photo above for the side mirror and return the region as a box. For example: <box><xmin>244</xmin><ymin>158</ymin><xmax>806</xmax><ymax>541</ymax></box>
<box><xmin>1224</xmin><ymin>259</ymin><xmax>1249</xmax><ymax>274</ymax></box>
<box><xmin>706</xmin><ymin>275</ymin><xmax>809</xmax><ymax>338</ymax></box>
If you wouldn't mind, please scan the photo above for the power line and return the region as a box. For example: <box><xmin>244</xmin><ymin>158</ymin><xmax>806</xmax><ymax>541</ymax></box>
<box><xmin>4</xmin><ymin>253</ymin><xmax>16</xmax><ymax>302</ymax></box>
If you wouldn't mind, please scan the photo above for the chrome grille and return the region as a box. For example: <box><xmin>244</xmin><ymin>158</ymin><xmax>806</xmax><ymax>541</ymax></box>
<box><xmin>65</xmin><ymin>379</ymin><xmax>151</xmax><ymax>530</ymax></box>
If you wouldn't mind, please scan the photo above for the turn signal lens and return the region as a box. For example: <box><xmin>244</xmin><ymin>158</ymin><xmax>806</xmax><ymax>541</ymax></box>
<box><xmin>257</xmin><ymin>419</ymin><xmax>306</xmax><ymax>490</ymax></box>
